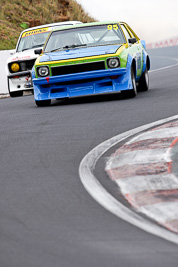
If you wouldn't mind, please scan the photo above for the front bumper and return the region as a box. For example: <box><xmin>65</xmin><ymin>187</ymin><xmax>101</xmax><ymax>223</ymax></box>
<box><xmin>32</xmin><ymin>68</ymin><xmax>131</xmax><ymax>101</ymax></box>
<box><xmin>8</xmin><ymin>71</ymin><xmax>33</xmax><ymax>93</ymax></box>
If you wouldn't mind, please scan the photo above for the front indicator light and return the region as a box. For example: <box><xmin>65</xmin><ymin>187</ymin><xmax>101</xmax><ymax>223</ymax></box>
<box><xmin>11</xmin><ymin>63</ymin><xmax>20</xmax><ymax>72</ymax></box>
<box><xmin>37</xmin><ymin>66</ymin><xmax>49</xmax><ymax>77</ymax></box>
<box><xmin>107</xmin><ymin>58</ymin><xmax>120</xmax><ymax>68</ymax></box>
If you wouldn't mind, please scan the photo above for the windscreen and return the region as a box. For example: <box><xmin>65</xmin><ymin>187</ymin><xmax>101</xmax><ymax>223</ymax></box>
<box><xmin>44</xmin><ymin>24</ymin><xmax>126</xmax><ymax>53</ymax></box>
<box><xmin>17</xmin><ymin>27</ymin><xmax>53</xmax><ymax>52</ymax></box>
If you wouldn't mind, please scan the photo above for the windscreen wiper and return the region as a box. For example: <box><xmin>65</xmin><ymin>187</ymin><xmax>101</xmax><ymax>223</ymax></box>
<box><xmin>63</xmin><ymin>44</ymin><xmax>87</xmax><ymax>49</ymax></box>
<box><xmin>50</xmin><ymin>44</ymin><xmax>87</xmax><ymax>52</ymax></box>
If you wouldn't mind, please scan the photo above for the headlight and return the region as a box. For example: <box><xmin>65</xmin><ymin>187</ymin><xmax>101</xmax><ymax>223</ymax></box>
<box><xmin>20</xmin><ymin>62</ymin><xmax>26</xmax><ymax>71</ymax></box>
<box><xmin>37</xmin><ymin>66</ymin><xmax>49</xmax><ymax>77</ymax></box>
<box><xmin>11</xmin><ymin>63</ymin><xmax>20</xmax><ymax>72</ymax></box>
<box><xmin>107</xmin><ymin>58</ymin><xmax>120</xmax><ymax>68</ymax></box>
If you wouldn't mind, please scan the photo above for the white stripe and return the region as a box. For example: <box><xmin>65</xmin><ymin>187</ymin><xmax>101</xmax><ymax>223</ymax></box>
<box><xmin>127</xmin><ymin>127</ymin><xmax>178</xmax><ymax>145</ymax></box>
<box><xmin>139</xmin><ymin>202</ymin><xmax>178</xmax><ymax>223</ymax></box>
<box><xmin>106</xmin><ymin>148</ymin><xmax>167</xmax><ymax>169</ymax></box>
<box><xmin>115</xmin><ymin>174</ymin><xmax>178</xmax><ymax>194</ymax></box>
<box><xmin>79</xmin><ymin>114</ymin><xmax>178</xmax><ymax>244</ymax></box>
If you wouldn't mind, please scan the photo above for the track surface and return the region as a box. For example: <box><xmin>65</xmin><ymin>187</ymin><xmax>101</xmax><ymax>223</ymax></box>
<box><xmin>1</xmin><ymin>47</ymin><xmax>178</xmax><ymax>267</ymax></box>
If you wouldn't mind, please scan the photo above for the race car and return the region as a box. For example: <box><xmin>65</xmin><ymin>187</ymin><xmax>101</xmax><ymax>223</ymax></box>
<box><xmin>6</xmin><ymin>21</ymin><xmax>82</xmax><ymax>97</ymax></box>
<box><xmin>31</xmin><ymin>21</ymin><xmax>150</xmax><ymax>107</ymax></box>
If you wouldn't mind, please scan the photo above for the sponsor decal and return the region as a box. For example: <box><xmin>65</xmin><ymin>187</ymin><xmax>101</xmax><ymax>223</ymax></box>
<box><xmin>12</xmin><ymin>56</ymin><xmax>31</xmax><ymax>61</ymax></box>
<box><xmin>22</xmin><ymin>27</ymin><xmax>51</xmax><ymax>38</ymax></box>
<box><xmin>136</xmin><ymin>52</ymin><xmax>141</xmax><ymax>70</ymax></box>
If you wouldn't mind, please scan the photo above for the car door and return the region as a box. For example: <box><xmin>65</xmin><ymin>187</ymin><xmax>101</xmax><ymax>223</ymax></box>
<box><xmin>120</xmin><ymin>23</ymin><xmax>143</xmax><ymax>78</ymax></box>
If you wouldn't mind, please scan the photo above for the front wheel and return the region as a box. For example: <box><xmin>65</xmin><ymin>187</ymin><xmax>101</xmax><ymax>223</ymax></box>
<box><xmin>137</xmin><ymin>66</ymin><xmax>149</xmax><ymax>92</ymax></box>
<box><xmin>35</xmin><ymin>99</ymin><xmax>51</xmax><ymax>107</ymax></box>
<box><xmin>122</xmin><ymin>66</ymin><xmax>137</xmax><ymax>98</ymax></box>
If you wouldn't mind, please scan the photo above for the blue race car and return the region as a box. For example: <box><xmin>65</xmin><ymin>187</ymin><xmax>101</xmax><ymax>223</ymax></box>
<box><xmin>32</xmin><ymin>21</ymin><xmax>150</xmax><ymax>106</ymax></box>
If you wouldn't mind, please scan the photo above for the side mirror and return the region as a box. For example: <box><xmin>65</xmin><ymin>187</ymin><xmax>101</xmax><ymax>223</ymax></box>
<box><xmin>34</xmin><ymin>49</ymin><xmax>42</xmax><ymax>55</ymax></box>
<box><xmin>10</xmin><ymin>49</ymin><xmax>16</xmax><ymax>55</ymax></box>
<box><xmin>128</xmin><ymin>37</ymin><xmax>137</xmax><ymax>44</ymax></box>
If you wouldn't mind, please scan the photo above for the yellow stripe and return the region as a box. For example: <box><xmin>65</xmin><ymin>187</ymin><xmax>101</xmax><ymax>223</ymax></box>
<box><xmin>35</xmin><ymin>45</ymin><xmax>126</xmax><ymax>66</ymax></box>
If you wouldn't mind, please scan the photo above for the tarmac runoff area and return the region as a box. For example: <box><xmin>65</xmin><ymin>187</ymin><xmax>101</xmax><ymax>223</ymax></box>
<box><xmin>106</xmin><ymin>120</ymin><xmax>178</xmax><ymax>234</ymax></box>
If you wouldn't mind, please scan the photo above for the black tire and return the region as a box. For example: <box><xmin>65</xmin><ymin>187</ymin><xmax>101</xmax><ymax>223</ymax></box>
<box><xmin>35</xmin><ymin>99</ymin><xmax>51</xmax><ymax>107</ymax></box>
<box><xmin>122</xmin><ymin>66</ymin><xmax>137</xmax><ymax>98</ymax></box>
<box><xmin>10</xmin><ymin>91</ymin><xmax>23</xmax><ymax>97</ymax></box>
<box><xmin>137</xmin><ymin>66</ymin><xmax>149</xmax><ymax>92</ymax></box>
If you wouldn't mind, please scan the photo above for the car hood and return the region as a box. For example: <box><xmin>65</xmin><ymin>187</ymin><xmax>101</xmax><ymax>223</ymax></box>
<box><xmin>39</xmin><ymin>44</ymin><xmax>122</xmax><ymax>63</ymax></box>
<box><xmin>7</xmin><ymin>48</ymin><xmax>40</xmax><ymax>63</ymax></box>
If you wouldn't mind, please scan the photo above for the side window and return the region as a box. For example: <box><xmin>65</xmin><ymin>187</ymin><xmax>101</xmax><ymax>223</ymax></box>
<box><xmin>127</xmin><ymin>26</ymin><xmax>137</xmax><ymax>39</ymax></box>
<box><xmin>120</xmin><ymin>24</ymin><xmax>131</xmax><ymax>41</ymax></box>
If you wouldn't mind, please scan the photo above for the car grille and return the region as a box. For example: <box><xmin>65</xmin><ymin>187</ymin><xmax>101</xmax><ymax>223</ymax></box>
<box><xmin>25</xmin><ymin>59</ymin><xmax>36</xmax><ymax>70</ymax></box>
<box><xmin>51</xmin><ymin>61</ymin><xmax>106</xmax><ymax>76</ymax></box>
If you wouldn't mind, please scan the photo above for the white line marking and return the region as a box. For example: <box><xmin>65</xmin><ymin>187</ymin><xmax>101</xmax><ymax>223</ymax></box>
<box><xmin>115</xmin><ymin>174</ymin><xmax>178</xmax><ymax>194</ymax></box>
<box><xmin>106</xmin><ymin>148</ymin><xmax>167</xmax><ymax>169</ymax></box>
<box><xmin>150</xmin><ymin>56</ymin><xmax>178</xmax><ymax>73</ymax></box>
<box><xmin>150</xmin><ymin>63</ymin><xmax>178</xmax><ymax>73</ymax></box>
<box><xmin>79</xmin><ymin>115</ymin><xmax>178</xmax><ymax>244</ymax></box>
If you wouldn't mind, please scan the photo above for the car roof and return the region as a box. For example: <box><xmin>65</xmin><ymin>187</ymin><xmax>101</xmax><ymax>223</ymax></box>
<box><xmin>52</xmin><ymin>21</ymin><xmax>124</xmax><ymax>32</ymax></box>
<box><xmin>20</xmin><ymin>21</ymin><xmax>82</xmax><ymax>34</ymax></box>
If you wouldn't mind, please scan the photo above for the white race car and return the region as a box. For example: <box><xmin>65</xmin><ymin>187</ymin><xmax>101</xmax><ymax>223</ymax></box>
<box><xmin>6</xmin><ymin>21</ymin><xmax>82</xmax><ymax>97</ymax></box>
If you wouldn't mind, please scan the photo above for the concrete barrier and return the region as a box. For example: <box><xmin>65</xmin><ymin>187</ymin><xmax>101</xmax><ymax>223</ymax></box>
<box><xmin>0</xmin><ymin>50</ymin><xmax>15</xmax><ymax>94</ymax></box>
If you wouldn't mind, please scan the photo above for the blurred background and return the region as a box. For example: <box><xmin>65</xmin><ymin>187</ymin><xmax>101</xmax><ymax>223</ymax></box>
<box><xmin>76</xmin><ymin>0</ymin><xmax>178</xmax><ymax>44</ymax></box>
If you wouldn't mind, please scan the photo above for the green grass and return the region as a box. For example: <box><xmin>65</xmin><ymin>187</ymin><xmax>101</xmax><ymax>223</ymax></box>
<box><xmin>0</xmin><ymin>0</ymin><xmax>95</xmax><ymax>50</ymax></box>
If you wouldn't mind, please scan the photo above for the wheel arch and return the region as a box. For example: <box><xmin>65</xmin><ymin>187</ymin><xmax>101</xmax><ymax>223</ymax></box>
<box><xmin>142</xmin><ymin>50</ymin><xmax>150</xmax><ymax>73</ymax></box>
<box><xmin>146</xmin><ymin>55</ymin><xmax>150</xmax><ymax>71</ymax></box>
<box><xmin>131</xmin><ymin>58</ymin><xmax>137</xmax><ymax>77</ymax></box>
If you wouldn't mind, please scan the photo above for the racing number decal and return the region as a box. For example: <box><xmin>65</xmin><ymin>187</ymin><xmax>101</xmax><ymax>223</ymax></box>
<box><xmin>107</xmin><ymin>24</ymin><xmax>118</xmax><ymax>30</ymax></box>
<box><xmin>136</xmin><ymin>52</ymin><xmax>141</xmax><ymax>70</ymax></box>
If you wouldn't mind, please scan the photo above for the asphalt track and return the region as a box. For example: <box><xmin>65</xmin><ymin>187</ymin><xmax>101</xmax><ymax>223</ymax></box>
<box><xmin>1</xmin><ymin>46</ymin><xmax>178</xmax><ymax>267</ymax></box>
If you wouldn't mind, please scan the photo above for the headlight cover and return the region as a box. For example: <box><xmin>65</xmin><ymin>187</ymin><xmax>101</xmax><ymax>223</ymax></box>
<box><xmin>107</xmin><ymin>58</ymin><xmax>120</xmax><ymax>69</ymax></box>
<box><xmin>37</xmin><ymin>66</ymin><xmax>50</xmax><ymax>77</ymax></box>
<box><xmin>11</xmin><ymin>63</ymin><xmax>20</xmax><ymax>72</ymax></box>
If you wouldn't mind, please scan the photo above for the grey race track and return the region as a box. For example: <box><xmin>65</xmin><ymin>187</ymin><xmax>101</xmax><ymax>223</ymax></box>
<box><xmin>1</xmin><ymin>46</ymin><xmax>178</xmax><ymax>267</ymax></box>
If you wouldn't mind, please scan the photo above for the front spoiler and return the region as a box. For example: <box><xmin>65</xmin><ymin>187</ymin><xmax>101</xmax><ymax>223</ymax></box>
<box><xmin>32</xmin><ymin>67</ymin><xmax>133</xmax><ymax>101</ymax></box>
